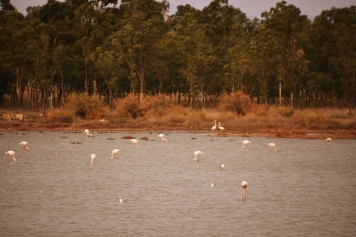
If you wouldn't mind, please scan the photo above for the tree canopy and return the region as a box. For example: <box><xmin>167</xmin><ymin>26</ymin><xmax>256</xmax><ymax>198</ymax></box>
<box><xmin>0</xmin><ymin>0</ymin><xmax>355</xmax><ymax>112</ymax></box>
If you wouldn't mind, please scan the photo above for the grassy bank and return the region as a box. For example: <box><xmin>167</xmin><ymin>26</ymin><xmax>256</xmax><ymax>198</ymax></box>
<box><xmin>1</xmin><ymin>93</ymin><xmax>355</xmax><ymax>138</ymax></box>
<box><xmin>1</xmin><ymin>105</ymin><xmax>355</xmax><ymax>139</ymax></box>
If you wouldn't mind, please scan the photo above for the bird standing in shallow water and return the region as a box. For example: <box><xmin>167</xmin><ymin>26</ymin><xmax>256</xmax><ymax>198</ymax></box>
<box><xmin>85</xmin><ymin>129</ymin><xmax>93</xmax><ymax>137</ymax></box>
<box><xmin>211</xmin><ymin>182</ymin><xmax>216</xmax><ymax>187</ymax></box>
<box><xmin>19</xmin><ymin>141</ymin><xmax>29</xmax><ymax>151</ymax></box>
<box><xmin>242</xmin><ymin>140</ymin><xmax>251</xmax><ymax>149</ymax></box>
<box><xmin>241</xmin><ymin>181</ymin><xmax>248</xmax><ymax>200</ymax></box>
<box><xmin>158</xmin><ymin>134</ymin><xmax>167</xmax><ymax>142</ymax></box>
<box><xmin>211</xmin><ymin>120</ymin><xmax>217</xmax><ymax>131</ymax></box>
<box><xmin>326</xmin><ymin>138</ymin><xmax>332</xmax><ymax>146</ymax></box>
<box><xmin>91</xmin><ymin>154</ymin><xmax>96</xmax><ymax>164</ymax></box>
<box><xmin>218</xmin><ymin>122</ymin><xmax>225</xmax><ymax>132</ymax></box>
<box><xmin>5</xmin><ymin>151</ymin><xmax>16</xmax><ymax>161</ymax></box>
<box><xmin>111</xmin><ymin>149</ymin><xmax>121</xmax><ymax>159</ymax></box>
<box><xmin>267</xmin><ymin>143</ymin><xmax>277</xmax><ymax>152</ymax></box>
<box><xmin>130</xmin><ymin>139</ymin><xmax>139</xmax><ymax>147</ymax></box>
<box><xmin>119</xmin><ymin>197</ymin><xmax>128</xmax><ymax>203</ymax></box>
<box><xmin>193</xmin><ymin>151</ymin><xmax>203</xmax><ymax>162</ymax></box>
<box><xmin>219</xmin><ymin>164</ymin><xmax>225</xmax><ymax>171</ymax></box>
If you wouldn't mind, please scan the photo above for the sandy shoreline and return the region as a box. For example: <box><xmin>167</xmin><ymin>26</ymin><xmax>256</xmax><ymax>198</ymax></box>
<box><xmin>1</xmin><ymin>121</ymin><xmax>355</xmax><ymax>139</ymax></box>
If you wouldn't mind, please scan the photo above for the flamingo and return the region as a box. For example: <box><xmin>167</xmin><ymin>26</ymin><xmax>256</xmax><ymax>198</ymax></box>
<box><xmin>111</xmin><ymin>149</ymin><xmax>121</xmax><ymax>159</ymax></box>
<box><xmin>326</xmin><ymin>138</ymin><xmax>332</xmax><ymax>146</ymax></box>
<box><xmin>19</xmin><ymin>141</ymin><xmax>29</xmax><ymax>151</ymax></box>
<box><xmin>267</xmin><ymin>143</ymin><xmax>277</xmax><ymax>152</ymax></box>
<box><xmin>219</xmin><ymin>164</ymin><xmax>225</xmax><ymax>171</ymax></box>
<box><xmin>91</xmin><ymin>154</ymin><xmax>96</xmax><ymax>164</ymax></box>
<box><xmin>84</xmin><ymin>129</ymin><xmax>93</xmax><ymax>137</ymax></box>
<box><xmin>158</xmin><ymin>134</ymin><xmax>167</xmax><ymax>142</ymax></box>
<box><xmin>5</xmin><ymin>151</ymin><xmax>16</xmax><ymax>161</ymax></box>
<box><xmin>218</xmin><ymin>122</ymin><xmax>225</xmax><ymax>131</ymax></box>
<box><xmin>130</xmin><ymin>139</ymin><xmax>139</xmax><ymax>147</ymax></box>
<box><xmin>211</xmin><ymin>182</ymin><xmax>216</xmax><ymax>187</ymax></box>
<box><xmin>241</xmin><ymin>181</ymin><xmax>248</xmax><ymax>200</ymax></box>
<box><xmin>119</xmin><ymin>197</ymin><xmax>128</xmax><ymax>203</ymax></box>
<box><xmin>193</xmin><ymin>151</ymin><xmax>203</xmax><ymax>162</ymax></box>
<box><xmin>242</xmin><ymin>140</ymin><xmax>251</xmax><ymax>149</ymax></box>
<box><xmin>211</xmin><ymin>120</ymin><xmax>217</xmax><ymax>130</ymax></box>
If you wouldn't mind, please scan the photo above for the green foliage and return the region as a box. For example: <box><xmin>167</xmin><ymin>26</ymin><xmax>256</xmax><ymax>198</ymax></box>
<box><xmin>0</xmin><ymin>0</ymin><xmax>355</xmax><ymax>111</ymax></box>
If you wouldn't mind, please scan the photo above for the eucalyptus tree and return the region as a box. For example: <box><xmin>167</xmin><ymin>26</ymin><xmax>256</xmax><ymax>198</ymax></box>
<box><xmin>0</xmin><ymin>6</ymin><xmax>31</xmax><ymax>109</ymax></box>
<box><xmin>331</xmin><ymin>6</ymin><xmax>356</xmax><ymax>112</ymax></box>
<box><xmin>93</xmin><ymin>35</ymin><xmax>127</xmax><ymax>104</ymax></box>
<box><xmin>249</xmin><ymin>27</ymin><xmax>279</xmax><ymax>104</ymax></box>
<box><xmin>115</xmin><ymin>0</ymin><xmax>169</xmax><ymax>99</ymax></box>
<box><xmin>201</xmin><ymin>0</ymin><xmax>254</xmax><ymax>98</ymax></box>
<box><xmin>75</xmin><ymin>1</ymin><xmax>98</xmax><ymax>94</ymax></box>
<box><xmin>0</xmin><ymin>0</ymin><xmax>16</xmax><ymax>106</ymax></box>
<box><xmin>172</xmin><ymin>6</ymin><xmax>215</xmax><ymax>108</ymax></box>
<box><xmin>31</xmin><ymin>0</ymin><xmax>77</xmax><ymax>110</ymax></box>
<box><xmin>260</xmin><ymin>1</ymin><xmax>310</xmax><ymax>109</ymax></box>
<box><xmin>309</xmin><ymin>6</ymin><xmax>356</xmax><ymax>112</ymax></box>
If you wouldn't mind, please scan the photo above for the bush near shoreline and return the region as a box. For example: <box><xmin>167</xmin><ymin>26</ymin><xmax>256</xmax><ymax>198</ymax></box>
<box><xmin>1</xmin><ymin>93</ymin><xmax>355</xmax><ymax>139</ymax></box>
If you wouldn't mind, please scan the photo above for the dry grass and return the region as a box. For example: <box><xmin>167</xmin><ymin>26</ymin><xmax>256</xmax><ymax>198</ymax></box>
<box><xmin>0</xmin><ymin>94</ymin><xmax>355</xmax><ymax>133</ymax></box>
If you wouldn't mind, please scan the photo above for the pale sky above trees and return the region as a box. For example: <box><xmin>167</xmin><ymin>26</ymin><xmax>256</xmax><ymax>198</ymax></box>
<box><xmin>10</xmin><ymin>0</ymin><xmax>356</xmax><ymax>19</ymax></box>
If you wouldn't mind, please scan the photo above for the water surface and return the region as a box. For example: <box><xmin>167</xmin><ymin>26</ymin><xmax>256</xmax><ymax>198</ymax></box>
<box><xmin>1</xmin><ymin>131</ymin><xmax>355</xmax><ymax>236</ymax></box>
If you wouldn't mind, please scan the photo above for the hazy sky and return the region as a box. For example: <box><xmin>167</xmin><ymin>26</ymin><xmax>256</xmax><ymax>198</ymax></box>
<box><xmin>10</xmin><ymin>0</ymin><xmax>356</xmax><ymax>19</ymax></box>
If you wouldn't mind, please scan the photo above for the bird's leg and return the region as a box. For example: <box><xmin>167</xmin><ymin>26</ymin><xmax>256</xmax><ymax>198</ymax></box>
<box><xmin>241</xmin><ymin>188</ymin><xmax>246</xmax><ymax>200</ymax></box>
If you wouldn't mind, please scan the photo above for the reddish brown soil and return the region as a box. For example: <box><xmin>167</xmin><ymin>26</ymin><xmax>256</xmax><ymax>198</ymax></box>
<box><xmin>0</xmin><ymin>121</ymin><xmax>355</xmax><ymax>139</ymax></box>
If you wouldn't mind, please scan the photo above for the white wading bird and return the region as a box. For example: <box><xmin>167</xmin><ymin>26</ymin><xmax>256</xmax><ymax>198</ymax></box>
<box><xmin>194</xmin><ymin>151</ymin><xmax>203</xmax><ymax>162</ymax></box>
<box><xmin>91</xmin><ymin>154</ymin><xmax>96</xmax><ymax>164</ymax></box>
<box><xmin>242</xmin><ymin>140</ymin><xmax>251</xmax><ymax>149</ymax></box>
<box><xmin>84</xmin><ymin>129</ymin><xmax>93</xmax><ymax>137</ymax></box>
<box><xmin>158</xmin><ymin>133</ymin><xmax>167</xmax><ymax>142</ymax></box>
<box><xmin>267</xmin><ymin>143</ymin><xmax>277</xmax><ymax>152</ymax></box>
<box><xmin>326</xmin><ymin>138</ymin><xmax>332</xmax><ymax>146</ymax></box>
<box><xmin>119</xmin><ymin>197</ymin><xmax>128</xmax><ymax>203</ymax></box>
<box><xmin>211</xmin><ymin>120</ymin><xmax>217</xmax><ymax>131</ymax></box>
<box><xmin>5</xmin><ymin>151</ymin><xmax>16</xmax><ymax>161</ymax></box>
<box><xmin>211</xmin><ymin>182</ymin><xmax>216</xmax><ymax>187</ymax></box>
<box><xmin>130</xmin><ymin>139</ymin><xmax>139</xmax><ymax>147</ymax></box>
<box><xmin>219</xmin><ymin>164</ymin><xmax>225</xmax><ymax>171</ymax></box>
<box><xmin>19</xmin><ymin>141</ymin><xmax>29</xmax><ymax>151</ymax></box>
<box><xmin>111</xmin><ymin>149</ymin><xmax>121</xmax><ymax>159</ymax></box>
<box><xmin>241</xmin><ymin>181</ymin><xmax>248</xmax><ymax>200</ymax></box>
<box><xmin>218</xmin><ymin>122</ymin><xmax>225</xmax><ymax>131</ymax></box>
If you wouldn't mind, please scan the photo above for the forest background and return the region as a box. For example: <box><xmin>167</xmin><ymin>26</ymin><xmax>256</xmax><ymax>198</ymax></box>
<box><xmin>0</xmin><ymin>0</ymin><xmax>355</xmax><ymax>136</ymax></box>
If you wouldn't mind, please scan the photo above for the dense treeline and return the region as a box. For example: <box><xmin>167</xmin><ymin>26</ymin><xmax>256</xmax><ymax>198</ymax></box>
<box><xmin>0</xmin><ymin>0</ymin><xmax>355</xmax><ymax>113</ymax></box>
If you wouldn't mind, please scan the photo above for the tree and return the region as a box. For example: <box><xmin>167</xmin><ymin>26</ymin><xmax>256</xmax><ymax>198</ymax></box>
<box><xmin>260</xmin><ymin>1</ymin><xmax>310</xmax><ymax>109</ymax></box>
<box><xmin>116</xmin><ymin>0</ymin><xmax>168</xmax><ymax>99</ymax></box>
<box><xmin>0</xmin><ymin>9</ymin><xmax>30</xmax><ymax>109</ymax></box>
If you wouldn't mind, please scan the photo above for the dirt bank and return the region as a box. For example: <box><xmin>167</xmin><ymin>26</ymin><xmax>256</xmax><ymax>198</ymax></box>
<box><xmin>0</xmin><ymin>120</ymin><xmax>355</xmax><ymax>139</ymax></box>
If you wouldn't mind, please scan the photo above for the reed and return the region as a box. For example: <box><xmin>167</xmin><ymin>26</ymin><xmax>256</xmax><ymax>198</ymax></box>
<box><xmin>1</xmin><ymin>94</ymin><xmax>355</xmax><ymax>131</ymax></box>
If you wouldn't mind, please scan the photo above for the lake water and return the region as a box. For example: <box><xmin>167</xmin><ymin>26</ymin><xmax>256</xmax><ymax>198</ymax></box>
<box><xmin>0</xmin><ymin>130</ymin><xmax>355</xmax><ymax>236</ymax></box>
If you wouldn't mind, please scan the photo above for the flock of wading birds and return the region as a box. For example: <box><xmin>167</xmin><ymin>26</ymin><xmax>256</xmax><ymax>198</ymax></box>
<box><xmin>4</xmin><ymin>120</ymin><xmax>333</xmax><ymax>201</ymax></box>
